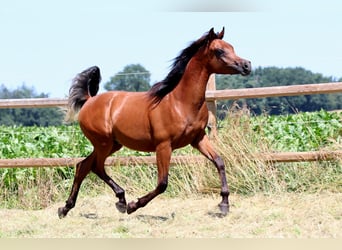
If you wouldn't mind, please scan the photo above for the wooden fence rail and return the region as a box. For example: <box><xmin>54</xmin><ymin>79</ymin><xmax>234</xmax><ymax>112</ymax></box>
<box><xmin>0</xmin><ymin>98</ymin><xmax>67</xmax><ymax>109</ymax></box>
<box><xmin>1</xmin><ymin>82</ymin><xmax>342</xmax><ymax>108</ymax></box>
<box><xmin>1</xmin><ymin>150</ymin><xmax>342</xmax><ymax>169</ymax></box>
<box><xmin>205</xmin><ymin>82</ymin><xmax>342</xmax><ymax>101</ymax></box>
<box><xmin>0</xmin><ymin>81</ymin><xmax>341</xmax><ymax>168</ymax></box>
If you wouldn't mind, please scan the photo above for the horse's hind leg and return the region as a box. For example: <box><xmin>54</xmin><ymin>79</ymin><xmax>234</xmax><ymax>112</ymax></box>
<box><xmin>91</xmin><ymin>144</ymin><xmax>127</xmax><ymax>213</ymax></box>
<box><xmin>92</xmin><ymin>168</ymin><xmax>127</xmax><ymax>213</ymax></box>
<box><xmin>58</xmin><ymin>152</ymin><xmax>95</xmax><ymax>218</ymax></box>
<box><xmin>126</xmin><ymin>142</ymin><xmax>171</xmax><ymax>214</ymax></box>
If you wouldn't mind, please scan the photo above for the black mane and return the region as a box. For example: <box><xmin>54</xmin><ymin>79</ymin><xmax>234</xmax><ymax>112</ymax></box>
<box><xmin>148</xmin><ymin>28</ymin><xmax>221</xmax><ymax>103</ymax></box>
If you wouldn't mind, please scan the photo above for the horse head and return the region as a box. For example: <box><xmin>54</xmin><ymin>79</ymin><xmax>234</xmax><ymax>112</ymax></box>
<box><xmin>206</xmin><ymin>27</ymin><xmax>251</xmax><ymax>76</ymax></box>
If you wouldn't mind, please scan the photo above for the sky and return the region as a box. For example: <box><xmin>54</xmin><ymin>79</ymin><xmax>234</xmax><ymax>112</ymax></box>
<box><xmin>1</xmin><ymin>0</ymin><xmax>341</xmax><ymax>97</ymax></box>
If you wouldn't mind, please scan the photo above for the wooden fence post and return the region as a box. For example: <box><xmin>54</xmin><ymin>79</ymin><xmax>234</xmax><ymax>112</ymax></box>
<box><xmin>206</xmin><ymin>74</ymin><xmax>217</xmax><ymax>138</ymax></box>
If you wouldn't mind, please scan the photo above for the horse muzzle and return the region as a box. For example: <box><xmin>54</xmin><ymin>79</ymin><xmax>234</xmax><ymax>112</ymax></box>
<box><xmin>238</xmin><ymin>60</ymin><xmax>252</xmax><ymax>76</ymax></box>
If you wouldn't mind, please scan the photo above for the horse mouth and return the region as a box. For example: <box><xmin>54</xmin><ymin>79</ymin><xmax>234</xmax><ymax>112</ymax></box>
<box><xmin>230</xmin><ymin>64</ymin><xmax>251</xmax><ymax>76</ymax></box>
<box><xmin>240</xmin><ymin>69</ymin><xmax>251</xmax><ymax>76</ymax></box>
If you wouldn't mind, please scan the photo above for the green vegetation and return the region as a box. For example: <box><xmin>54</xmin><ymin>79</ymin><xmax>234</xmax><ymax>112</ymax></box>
<box><xmin>250</xmin><ymin>109</ymin><xmax>342</xmax><ymax>152</ymax></box>
<box><xmin>0</xmin><ymin>125</ymin><xmax>91</xmax><ymax>159</ymax></box>
<box><xmin>0</xmin><ymin>110</ymin><xmax>341</xmax><ymax>209</ymax></box>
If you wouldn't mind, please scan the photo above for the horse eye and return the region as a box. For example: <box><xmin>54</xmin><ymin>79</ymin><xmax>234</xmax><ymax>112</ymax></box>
<box><xmin>214</xmin><ymin>48</ymin><xmax>225</xmax><ymax>58</ymax></box>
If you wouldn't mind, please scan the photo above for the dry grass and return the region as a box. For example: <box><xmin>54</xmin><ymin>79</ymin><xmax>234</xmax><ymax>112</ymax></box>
<box><xmin>0</xmin><ymin>192</ymin><xmax>341</xmax><ymax>238</ymax></box>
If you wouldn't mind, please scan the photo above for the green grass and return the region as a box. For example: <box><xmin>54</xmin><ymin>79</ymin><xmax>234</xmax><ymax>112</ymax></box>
<box><xmin>0</xmin><ymin>110</ymin><xmax>341</xmax><ymax>209</ymax></box>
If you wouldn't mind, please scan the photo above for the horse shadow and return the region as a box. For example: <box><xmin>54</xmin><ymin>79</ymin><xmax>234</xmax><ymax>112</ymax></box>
<box><xmin>135</xmin><ymin>213</ymin><xmax>175</xmax><ymax>223</ymax></box>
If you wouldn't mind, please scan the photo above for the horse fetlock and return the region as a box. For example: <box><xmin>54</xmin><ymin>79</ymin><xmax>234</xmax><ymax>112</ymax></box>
<box><xmin>220</xmin><ymin>190</ymin><xmax>230</xmax><ymax>198</ymax></box>
<box><xmin>115</xmin><ymin>190</ymin><xmax>126</xmax><ymax>200</ymax></box>
<box><xmin>157</xmin><ymin>181</ymin><xmax>168</xmax><ymax>193</ymax></box>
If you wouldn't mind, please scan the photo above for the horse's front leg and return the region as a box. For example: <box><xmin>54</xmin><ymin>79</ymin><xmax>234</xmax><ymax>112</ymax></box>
<box><xmin>127</xmin><ymin>142</ymin><xmax>171</xmax><ymax>214</ymax></box>
<box><xmin>192</xmin><ymin>133</ymin><xmax>230</xmax><ymax>216</ymax></box>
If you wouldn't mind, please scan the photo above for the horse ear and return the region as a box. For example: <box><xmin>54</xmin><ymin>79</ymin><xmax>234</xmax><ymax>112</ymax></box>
<box><xmin>208</xmin><ymin>27</ymin><xmax>217</xmax><ymax>41</ymax></box>
<box><xmin>217</xmin><ymin>27</ymin><xmax>225</xmax><ymax>39</ymax></box>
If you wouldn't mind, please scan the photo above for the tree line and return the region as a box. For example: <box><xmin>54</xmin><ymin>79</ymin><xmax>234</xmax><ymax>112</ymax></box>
<box><xmin>1</xmin><ymin>64</ymin><xmax>341</xmax><ymax>126</ymax></box>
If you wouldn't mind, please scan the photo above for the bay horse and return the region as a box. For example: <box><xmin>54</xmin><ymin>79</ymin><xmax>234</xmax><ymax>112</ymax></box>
<box><xmin>58</xmin><ymin>27</ymin><xmax>251</xmax><ymax>218</ymax></box>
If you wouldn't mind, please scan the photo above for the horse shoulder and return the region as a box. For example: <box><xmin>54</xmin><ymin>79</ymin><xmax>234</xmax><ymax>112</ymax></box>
<box><xmin>148</xmin><ymin>96</ymin><xmax>209</xmax><ymax>147</ymax></box>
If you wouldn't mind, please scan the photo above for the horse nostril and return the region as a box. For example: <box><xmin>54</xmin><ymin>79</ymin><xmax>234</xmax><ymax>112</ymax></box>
<box><xmin>244</xmin><ymin>62</ymin><xmax>250</xmax><ymax>69</ymax></box>
<box><xmin>243</xmin><ymin>61</ymin><xmax>251</xmax><ymax>71</ymax></box>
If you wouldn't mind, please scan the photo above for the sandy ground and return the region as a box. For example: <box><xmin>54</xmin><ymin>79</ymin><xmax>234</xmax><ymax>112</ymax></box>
<box><xmin>0</xmin><ymin>192</ymin><xmax>341</xmax><ymax>238</ymax></box>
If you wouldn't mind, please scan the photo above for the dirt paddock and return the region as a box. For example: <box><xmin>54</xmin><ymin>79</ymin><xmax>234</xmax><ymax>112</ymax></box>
<box><xmin>0</xmin><ymin>192</ymin><xmax>341</xmax><ymax>238</ymax></box>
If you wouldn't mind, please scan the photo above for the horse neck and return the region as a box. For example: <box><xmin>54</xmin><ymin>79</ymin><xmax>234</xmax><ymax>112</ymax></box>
<box><xmin>171</xmin><ymin>57</ymin><xmax>210</xmax><ymax>110</ymax></box>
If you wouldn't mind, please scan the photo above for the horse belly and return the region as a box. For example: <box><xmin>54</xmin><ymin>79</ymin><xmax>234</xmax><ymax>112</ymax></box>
<box><xmin>114</xmin><ymin>128</ymin><xmax>155</xmax><ymax>152</ymax></box>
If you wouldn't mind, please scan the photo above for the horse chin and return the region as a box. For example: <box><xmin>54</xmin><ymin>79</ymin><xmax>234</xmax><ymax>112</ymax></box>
<box><xmin>240</xmin><ymin>70</ymin><xmax>251</xmax><ymax>76</ymax></box>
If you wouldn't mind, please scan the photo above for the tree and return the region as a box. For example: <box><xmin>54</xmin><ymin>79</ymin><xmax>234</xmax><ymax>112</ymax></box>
<box><xmin>0</xmin><ymin>84</ymin><xmax>63</xmax><ymax>126</ymax></box>
<box><xmin>104</xmin><ymin>64</ymin><xmax>151</xmax><ymax>92</ymax></box>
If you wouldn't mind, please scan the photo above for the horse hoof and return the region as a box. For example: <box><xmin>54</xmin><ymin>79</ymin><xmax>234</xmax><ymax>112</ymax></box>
<box><xmin>127</xmin><ymin>201</ymin><xmax>137</xmax><ymax>214</ymax></box>
<box><xmin>218</xmin><ymin>203</ymin><xmax>229</xmax><ymax>216</ymax></box>
<box><xmin>58</xmin><ymin>207</ymin><xmax>67</xmax><ymax>219</ymax></box>
<box><xmin>115</xmin><ymin>202</ymin><xmax>127</xmax><ymax>213</ymax></box>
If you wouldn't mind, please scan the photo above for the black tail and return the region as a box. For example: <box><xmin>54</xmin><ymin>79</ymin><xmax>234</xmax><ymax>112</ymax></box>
<box><xmin>65</xmin><ymin>66</ymin><xmax>101</xmax><ymax>122</ymax></box>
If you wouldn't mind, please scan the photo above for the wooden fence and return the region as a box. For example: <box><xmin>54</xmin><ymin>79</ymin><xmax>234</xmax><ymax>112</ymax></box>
<box><xmin>1</xmin><ymin>82</ymin><xmax>341</xmax><ymax>108</ymax></box>
<box><xmin>0</xmin><ymin>80</ymin><xmax>342</xmax><ymax>168</ymax></box>
<box><xmin>1</xmin><ymin>151</ymin><xmax>342</xmax><ymax>169</ymax></box>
